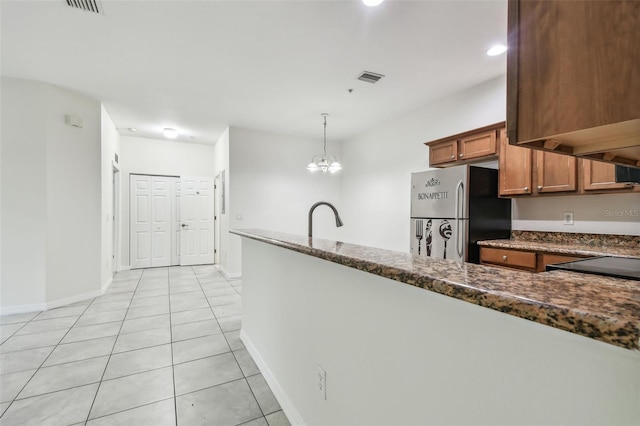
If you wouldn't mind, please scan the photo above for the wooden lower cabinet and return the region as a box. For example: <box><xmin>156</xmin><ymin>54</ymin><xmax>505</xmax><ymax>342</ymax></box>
<box><xmin>480</xmin><ymin>247</ymin><xmax>586</xmax><ymax>272</ymax></box>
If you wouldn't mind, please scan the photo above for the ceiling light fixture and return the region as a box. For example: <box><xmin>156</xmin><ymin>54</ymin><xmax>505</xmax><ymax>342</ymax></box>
<box><xmin>362</xmin><ymin>0</ymin><xmax>384</xmax><ymax>6</ymax></box>
<box><xmin>307</xmin><ymin>113</ymin><xmax>342</xmax><ymax>174</ymax></box>
<box><xmin>127</xmin><ymin>127</ymin><xmax>137</xmax><ymax>132</ymax></box>
<box><xmin>163</xmin><ymin>127</ymin><xmax>178</xmax><ymax>139</ymax></box>
<box><xmin>486</xmin><ymin>44</ymin><xmax>507</xmax><ymax>56</ymax></box>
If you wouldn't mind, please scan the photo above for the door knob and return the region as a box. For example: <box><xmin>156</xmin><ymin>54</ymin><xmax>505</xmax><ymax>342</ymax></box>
<box><xmin>181</xmin><ymin>224</ymin><xmax>188</xmax><ymax>228</ymax></box>
<box><xmin>502</xmin><ymin>255</ymin><xmax>507</xmax><ymax>260</ymax></box>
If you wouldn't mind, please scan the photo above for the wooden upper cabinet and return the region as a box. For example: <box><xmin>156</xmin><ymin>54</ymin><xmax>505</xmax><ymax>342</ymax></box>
<box><xmin>535</xmin><ymin>151</ymin><xmax>577</xmax><ymax>193</ymax></box>
<box><xmin>429</xmin><ymin>140</ymin><xmax>458</xmax><ymax>166</ymax></box>
<box><xmin>459</xmin><ymin>131</ymin><xmax>497</xmax><ymax>161</ymax></box>
<box><xmin>499</xmin><ymin>128</ymin><xmax>532</xmax><ymax>196</ymax></box>
<box><xmin>581</xmin><ymin>159</ymin><xmax>638</xmax><ymax>192</ymax></box>
<box><xmin>425</xmin><ymin>123</ymin><xmax>501</xmax><ymax>168</ymax></box>
<box><xmin>507</xmin><ymin>0</ymin><xmax>640</xmax><ymax>166</ymax></box>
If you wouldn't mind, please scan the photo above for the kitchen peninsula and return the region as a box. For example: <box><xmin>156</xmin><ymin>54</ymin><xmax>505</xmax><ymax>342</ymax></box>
<box><xmin>233</xmin><ymin>228</ymin><xmax>640</xmax><ymax>426</ymax></box>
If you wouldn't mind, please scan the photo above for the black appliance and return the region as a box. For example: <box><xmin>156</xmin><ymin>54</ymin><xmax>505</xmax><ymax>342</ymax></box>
<box><xmin>546</xmin><ymin>256</ymin><xmax>640</xmax><ymax>281</ymax></box>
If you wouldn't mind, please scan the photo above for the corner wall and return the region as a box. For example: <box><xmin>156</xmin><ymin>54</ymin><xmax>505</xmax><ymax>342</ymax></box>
<box><xmin>1</xmin><ymin>77</ymin><xmax>102</xmax><ymax>313</ymax></box>
<box><xmin>101</xmin><ymin>106</ymin><xmax>120</xmax><ymax>287</ymax></box>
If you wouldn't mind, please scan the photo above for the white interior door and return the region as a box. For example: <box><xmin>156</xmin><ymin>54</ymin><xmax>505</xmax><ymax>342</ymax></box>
<box><xmin>180</xmin><ymin>176</ymin><xmax>215</xmax><ymax>266</ymax></box>
<box><xmin>130</xmin><ymin>174</ymin><xmax>173</xmax><ymax>269</ymax></box>
<box><xmin>170</xmin><ymin>177</ymin><xmax>181</xmax><ymax>266</ymax></box>
<box><xmin>150</xmin><ymin>176</ymin><xmax>171</xmax><ymax>267</ymax></box>
<box><xmin>130</xmin><ymin>175</ymin><xmax>152</xmax><ymax>269</ymax></box>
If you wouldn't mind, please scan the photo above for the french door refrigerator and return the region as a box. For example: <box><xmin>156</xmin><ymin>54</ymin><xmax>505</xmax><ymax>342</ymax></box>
<box><xmin>410</xmin><ymin>165</ymin><xmax>511</xmax><ymax>263</ymax></box>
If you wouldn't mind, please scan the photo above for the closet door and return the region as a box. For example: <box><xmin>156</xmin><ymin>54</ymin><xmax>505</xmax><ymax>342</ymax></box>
<box><xmin>130</xmin><ymin>175</ymin><xmax>152</xmax><ymax>269</ymax></box>
<box><xmin>130</xmin><ymin>175</ymin><xmax>171</xmax><ymax>269</ymax></box>
<box><xmin>180</xmin><ymin>176</ymin><xmax>215</xmax><ymax>266</ymax></box>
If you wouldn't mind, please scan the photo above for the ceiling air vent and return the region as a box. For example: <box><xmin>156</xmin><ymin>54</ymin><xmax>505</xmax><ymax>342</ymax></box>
<box><xmin>357</xmin><ymin>71</ymin><xmax>385</xmax><ymax>84</ymax></box>
<box><xmin>65</xmin><ymin>0</ymin><xmax>103</xmax><ymax>15</ymax></box>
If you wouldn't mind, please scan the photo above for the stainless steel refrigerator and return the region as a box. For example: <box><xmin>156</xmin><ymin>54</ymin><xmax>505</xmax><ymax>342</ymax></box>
<box><xmin>410</xmin><ymin>165</ymin><xmax>511</xmax><ymax>263</ymax></box>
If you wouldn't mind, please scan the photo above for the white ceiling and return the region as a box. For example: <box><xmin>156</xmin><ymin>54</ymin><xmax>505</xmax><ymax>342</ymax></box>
<box><xmin>1</xmin><ymin>0</ymin><xmax>507</xmax><ymax>144</ymax></box>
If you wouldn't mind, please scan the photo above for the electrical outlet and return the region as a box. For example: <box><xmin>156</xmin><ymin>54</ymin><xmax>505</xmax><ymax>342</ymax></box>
<box><xmin>317</xmin><ymin>365</ymin><xmax>327</xmax><ymax>400</ymax></box>
<box><xmin>563</xmin><ymin>211</ymin><xmax>574</xmax><ymax>225</ymax></box>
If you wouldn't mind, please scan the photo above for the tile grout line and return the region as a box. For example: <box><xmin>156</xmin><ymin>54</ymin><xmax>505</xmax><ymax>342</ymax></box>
<box><xmin>1</xmin><ymin>292</ymin><xmax>99</xmax><ymax>416</ymax></box>
<box><xmin>84</xmin><ymin>269</ymin><xmax>145</xmax><ymax>424</ymax></box>
<box><xmin>194</xmin><ymin>269</ymin><xmax>271</xmax><ymax>423</ymax></box>
<box><xmin>168</xmin><ymin>267</ymin><xmax>182</xmax><ymax>426</ymax></box>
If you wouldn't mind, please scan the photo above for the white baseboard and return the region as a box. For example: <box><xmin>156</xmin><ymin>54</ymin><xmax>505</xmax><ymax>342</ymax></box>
<box><xmin>1</xmin><ymin>276</ymin><xmax>115</xmax><ymax>316</ymax></box>
<box><xmin>240</xmin><ymin>330</ymin><xmax>305</xmax><ymax>426</ymax></box>
<box><xmin>117</xmin><ymin>265</ymin><xmax>131</xmax><ymax>272</ymax></box>
<box><xmin>220</xmin><ymin>266</ymin><xmax>242</xmax><ymax>280</ymax></box>
<box><xmin>0</xmin><ymin>302</ymin><xmax>48</xmax><ymax>316</ymax></box>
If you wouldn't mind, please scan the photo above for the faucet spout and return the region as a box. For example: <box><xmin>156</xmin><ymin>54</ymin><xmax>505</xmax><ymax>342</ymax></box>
<box><xmin>308</xmin><ymin>201</ymin><xmax>344</xmax><ymax>238</ymax></box>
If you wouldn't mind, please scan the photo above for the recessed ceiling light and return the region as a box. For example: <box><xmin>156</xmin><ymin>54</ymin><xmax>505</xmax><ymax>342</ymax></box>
<box><xmin>362</xmin><ymin>0</ymin><xmax>384</xmax><ymax>6</ymax></box>
<box><xmin>163</xmin><ymin>128</ymin><xmax>178</xmax><ymax>139</ymax></box>
<box><xmin>486</xmin><ymin>44</ymin><xmax>507</xmax><ymax>56</ymax></box>
<box><xmin>127</xmin><ymin>127</ymin><xmax>137</xmax><ymax>132</ymax></box>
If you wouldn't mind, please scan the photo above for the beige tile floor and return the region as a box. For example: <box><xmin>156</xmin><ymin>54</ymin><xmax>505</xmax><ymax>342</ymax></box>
<box><xmin>0</xmin><ymin>266</ymin><xmax>290</xmax><ymax>426</ymax></box>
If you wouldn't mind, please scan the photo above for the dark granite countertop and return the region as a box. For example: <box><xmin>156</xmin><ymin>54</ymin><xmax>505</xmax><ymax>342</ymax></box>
<box><xmin>231</xmin><ymin>228</ymin><xmax>640</xmax><ymax>351</ymax></box>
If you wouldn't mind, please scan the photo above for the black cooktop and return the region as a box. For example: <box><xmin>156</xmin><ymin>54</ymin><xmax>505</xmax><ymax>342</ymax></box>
<box><xmin>546</xmin><ymin>256</ymin><xmax>640</xmax><ymax>281</ymax></box>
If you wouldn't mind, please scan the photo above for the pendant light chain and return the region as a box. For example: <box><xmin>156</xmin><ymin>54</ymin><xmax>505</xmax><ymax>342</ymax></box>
<box><xmin>323</xmin><ymin>114</ymin><xmax>328</xmax><ymax>158</ymax></box>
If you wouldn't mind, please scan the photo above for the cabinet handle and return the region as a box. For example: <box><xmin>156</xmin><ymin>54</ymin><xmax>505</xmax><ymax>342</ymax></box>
<box><xmin>459</xmin><ymin>154</ymin><xmax>464</xmax><ymax>158</ymax></box>
<box><xmin>523</xmin><ymin>186</ymin><xmax>528</xmax><ymax>191</ymax></box>
<box><xmin>450</xmin><ymin>155</ymin><xmax>455</xmax><ymax>159</ymax></box>
<box><xmin>537</xmin><ymin>185</ymin><xmax>542</xmax><ymax>190</ymax></box>
<box><xmin>502</xmin><ymin>255</ymin><xmax>507</xmax><ymax>260</ymax></box>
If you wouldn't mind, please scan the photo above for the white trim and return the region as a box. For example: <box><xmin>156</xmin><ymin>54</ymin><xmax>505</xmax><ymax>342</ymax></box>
<box><xmin>241</xmin><ymin>330</ymin><xmax>306</xmax><ymax>426</ymax></box>
<box><xmin>220</xmin><ymin>266</ymin><xmax>241</xmax><ymax>280</ymax></box>
<box><xmin>0</xmin><ymin>288</ymin><xmax>103</xmax><ymax>316</ymax></box>
<box><xmin>102</xmin><ymin>275</ymin><xmax>113</xmax><ymax>294</ymax></box>
<box><xmin>0</xmin><ymin>276</ymin><xmax>115</xmax><ymax>316</ymax></box>
<box><xmin>0</xmin><ymin>302</ymin><xmax>48</xmax><ymax>316</ymax></box>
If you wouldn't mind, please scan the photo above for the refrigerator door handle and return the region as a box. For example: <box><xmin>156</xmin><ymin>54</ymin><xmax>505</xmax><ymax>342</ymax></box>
<box><xmin>455</xmin><ymin>181</ymin><xmax>464</xmax><ymax>259</ymax></box>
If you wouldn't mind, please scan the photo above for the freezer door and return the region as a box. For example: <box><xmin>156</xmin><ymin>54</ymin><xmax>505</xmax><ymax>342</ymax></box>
<box><xmin>410</xmin><ymin>166</ymin><xmax>469</xmax><ymax>219</ymax></box>
<box><xmin>410</xmin><ymin>218</ymin><xmax>467</xmax><ymax>262</ymax></box>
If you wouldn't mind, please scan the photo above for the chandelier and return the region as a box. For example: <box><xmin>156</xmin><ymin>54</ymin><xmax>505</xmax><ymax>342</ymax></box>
<box><xmin>307</xmin><ymin>113</ymin><xmax>342</xmax><ymax>174</ymax></box>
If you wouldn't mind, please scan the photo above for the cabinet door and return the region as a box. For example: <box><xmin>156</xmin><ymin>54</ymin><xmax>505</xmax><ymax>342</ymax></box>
<box><xmin>458</xmin><ymin>130</ymin><xmax>497</xmax><ymax>161</ymax></box>
<box><xmin>535</xmin><ymin>151</ymin><xmax>577</xmax><ymax>193</ymax></box>
<box><xmin>429</xmin><ymin>140</ymin><xmax>457</xmax><ymax>166</ymax></box>
<box><xmin>508</xmin><ymin>0</ymin><xmax>640</xmax><ymax>142</ymax></box>
<box><xmin>582</xmin><ymin>159</ymin><xmax>634</xmax><ymax>191</ymax></box>
<box><xmin>499</xmin><ymin>129</ymin><xmax>532</xmax><ymax>196</ymax></box>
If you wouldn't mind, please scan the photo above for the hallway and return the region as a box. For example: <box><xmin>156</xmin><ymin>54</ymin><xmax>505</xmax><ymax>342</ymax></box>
<box><xmin>0</xmin><ymin>266</ymin><xmax>289</xmax><ymax>425</ymax></box>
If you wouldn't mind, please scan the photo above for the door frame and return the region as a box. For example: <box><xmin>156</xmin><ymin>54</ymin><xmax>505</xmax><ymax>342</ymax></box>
<box><xmin>112</xmin><ymin>161</ymin><xmax>120</xmax><ymax>274</ymax></box>
<box><xmin>214</xmin><ymin>173</ymin><xmax>221</xmax><ymax>265</ymax></box>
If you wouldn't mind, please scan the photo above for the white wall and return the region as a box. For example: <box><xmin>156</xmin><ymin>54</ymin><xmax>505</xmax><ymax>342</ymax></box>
<box><xmin>224</xmin><ymin>126</ymin><xmax>343</xmax><ymax>276</ymax></box>
<box><xmin>1</xmin><ymin>78</ymin><xmax>48</xmax><ymax>310</ymax></box>
<box><xmin>44</xmin><ymin>84</ymin><xmax>102</xmax><ymax>304</ymax></box>
<box><xmin>101</xmin><ymin>106</ymin><xmax>120</xmax><ymax>286</ymax></box>
<box><xmin>340</xmin><ymin>76</ymin><xmax>506</xmax><ymax>252</ymax></box>
<box><xmin>513</xmin><ymin>193</ymin><xmax>640</xmax><ymax>236</ymax></box>
<box><xmin>1</xmin><ymin>77</ymin><xmax>102</xmax><ymax>313</ymax></box>
<box><xmin>118</xmin><ymin>135</ymin><xmax>216</xmax><ymax>269</ymax></box>
<box><xmin>241</xmin><ymin>238</ymin><xmax>640</xmax><ymax>426</ymax></box>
